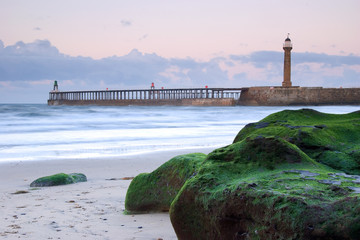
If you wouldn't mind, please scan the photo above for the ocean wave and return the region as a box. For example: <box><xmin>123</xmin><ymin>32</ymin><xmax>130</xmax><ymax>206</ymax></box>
<box><xmin>1</xmin><ymin>104</ymin><xmax>359</xmax><ymax>163</ymax></box>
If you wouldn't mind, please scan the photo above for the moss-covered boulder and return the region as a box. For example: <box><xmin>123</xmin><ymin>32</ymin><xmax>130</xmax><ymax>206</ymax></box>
<box><xmin>30</xmin><ymin>173</ymin><xmax>87</xmax><ymax>187</ymax></box>
<box><xmin>170</xmin><ymin>136</ymin><xmax>360</xmax><ymax>240</ymax></box>
<box><xmin>125</xmin><ymin>109</ymin><xmax>360</xmax><ymax>239</ymax></box>
<box><xmin>233</xmin><ymin>109</ymin><xmax>360</xmax><ymax>175</ymax></box>
<box><xmin>125</xmin><ymin>153</ymin><xmax>206</xmax><ymax>213</ymax></box>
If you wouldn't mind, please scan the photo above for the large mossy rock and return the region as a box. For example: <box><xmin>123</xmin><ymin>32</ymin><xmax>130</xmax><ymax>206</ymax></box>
<box><xmin>125</xmin><ymin>109</ymin><xmax>360</xmax><ymax>239</ymax></box>
<box><xmin>170</xmin><ymin>136</ymin><xmax>360</xmax><ymax>240</ymax></box>
<box><xmin>234</xmin><ymin>109</ymin><xmax>360</xmax><ymax>175</ymax></box>
<box><xmin>30</xmin><ymin>173</ymin><xmax>87</xmax><ymax>187</ymax></box>
<box><xmin>125</xmin><ymin>153</ymin><xmax>207</xmax><ymax>213</ymax></box>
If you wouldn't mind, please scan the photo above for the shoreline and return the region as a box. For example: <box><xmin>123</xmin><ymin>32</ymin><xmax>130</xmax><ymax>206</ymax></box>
<box><xmin>0</xmin><ymin>148</ymin><xmax>214</xmax><ymax>239</ymax></box>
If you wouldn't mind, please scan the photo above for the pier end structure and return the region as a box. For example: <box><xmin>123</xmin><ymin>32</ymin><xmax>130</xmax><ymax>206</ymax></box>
<box><xmin>239</xmin><ymin>86</ymin><xmax>360</xmax><ymax>106</ymax></box>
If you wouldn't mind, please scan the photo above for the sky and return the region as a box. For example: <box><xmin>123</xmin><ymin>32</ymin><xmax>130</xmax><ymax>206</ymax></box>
<box><xmin>0</xmin><ymin>0</ymin><xmax>359</xmax><ymax>103</ymax></box>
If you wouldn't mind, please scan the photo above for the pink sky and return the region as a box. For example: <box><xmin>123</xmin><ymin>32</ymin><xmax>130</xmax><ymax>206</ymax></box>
<box><xmin>1</xmin><ymin>0</ymin><xmax>359</xmax><ymax>60</ymax></box>
<box><xmin>1</xmin><ymin>0</ymin><xmax>360</xmax><ymax>103</ymax></box>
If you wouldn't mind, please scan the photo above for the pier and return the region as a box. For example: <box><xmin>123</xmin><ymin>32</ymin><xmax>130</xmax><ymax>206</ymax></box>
<box><xmin>48</xmin><ymin>87</ymin><xmax>246</xmax><ymax>106</ymax></box>
<box><xmin>48</xmin><ymin>86</ymin><xmax>360</xmax><ymax>106</ymax></box>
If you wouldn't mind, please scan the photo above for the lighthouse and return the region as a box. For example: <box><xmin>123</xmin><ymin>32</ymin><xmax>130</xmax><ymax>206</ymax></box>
<box><xmin>53</xmin><ymin>80</ymin><xmax>59</xmax><ymax>92</ymax></box>
<box><xmin>282</xmin><ymin>34</ymin><xmax>293</xmax><ymax>88</ymax></box>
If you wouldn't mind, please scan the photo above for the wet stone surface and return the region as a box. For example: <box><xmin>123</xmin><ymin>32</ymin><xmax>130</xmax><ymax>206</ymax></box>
<box><xmin>347</xmin><ymin>187</ymin><xmax>360</xmax><ymax>193</ymax></box>
<box><xmin>318</xmin><ymin>180</ymin><xmax>342</xmax><ymax>185</ymax></box>
<box><xmin>283</xmin><ymin>170</ymin><xmax>320</xmax><ymax>177</ymax></box>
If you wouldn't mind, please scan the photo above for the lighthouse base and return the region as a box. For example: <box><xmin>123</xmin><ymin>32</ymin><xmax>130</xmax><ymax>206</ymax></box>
<box><xmin>282</xmin><ymin>81</ymin><xmax>292</xmax><ymax>88</ymax></box>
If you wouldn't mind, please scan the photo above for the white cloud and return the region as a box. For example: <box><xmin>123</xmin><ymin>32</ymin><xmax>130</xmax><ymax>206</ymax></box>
<box><xmin>159</xmin><ymin>65</ymin><xmax>182</xmax><ymax>81</ymax></box>
<box><xmin>0</xmin><ymin>81</ymin><xmax>12</xmax><ymax>87</ymax></box>
<box><xmin>348</xmin><ymin>65</ymin><xmax>360</xmax><ymax>73</ymax></box>
<box><xmin>159</xmin><ymin>65</ymin><xmax>192</xmax><ymax>85</ymax></box>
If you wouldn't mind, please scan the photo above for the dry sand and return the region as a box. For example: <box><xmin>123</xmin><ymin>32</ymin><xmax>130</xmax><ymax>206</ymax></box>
<box><xmin>0</xmin><ymin>148</ymin><xmax>213</xmax><ymax>240</ymax></box>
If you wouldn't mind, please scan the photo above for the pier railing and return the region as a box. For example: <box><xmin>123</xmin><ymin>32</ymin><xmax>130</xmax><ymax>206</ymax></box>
<box><xmin>49</xmin><ymin>88</ymin><xmax>245</xmax><ymax>102</ymax></box>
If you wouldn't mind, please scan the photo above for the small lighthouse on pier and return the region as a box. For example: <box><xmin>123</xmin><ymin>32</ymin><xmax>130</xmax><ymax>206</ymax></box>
<box><xmin>53</xmin><ymin>80</ymin><xmax>59</xmax><ymax>92</ymax></box>
<box><xmin>282</xmin><ymin>33</ymin><xmax>293</xmax><ymax>88</ymax></box>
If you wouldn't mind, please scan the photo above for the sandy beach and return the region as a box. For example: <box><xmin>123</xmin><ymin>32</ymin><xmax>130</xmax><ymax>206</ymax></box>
<box><xmin>0</xmin><ymin>148</ymin><xmax>213</xmax><ymax>239</ymax></box>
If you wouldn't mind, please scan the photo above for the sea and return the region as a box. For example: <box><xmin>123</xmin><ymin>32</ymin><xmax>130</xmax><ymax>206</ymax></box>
<box><xmin>0</xmin><ymin>104</ymin><xmax>359</xmax><ymax>163</ymax></box>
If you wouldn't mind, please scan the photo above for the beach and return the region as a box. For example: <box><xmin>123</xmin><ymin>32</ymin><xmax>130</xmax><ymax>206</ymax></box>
<box><xmin>0</xmin><ymin>148</ymin><xmax>213</xmax><ymax>239</ymax></box>
<box><xmin>1</xmin><ymin>104</ymin><xmax>358</xmax><ymax>239</ymax></box>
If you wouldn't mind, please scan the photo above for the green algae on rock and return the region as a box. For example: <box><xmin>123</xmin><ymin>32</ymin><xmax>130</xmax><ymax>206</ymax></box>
<box><xmin>125</xmin><ymin>153</ymin><xmax>206</xmax><ymax>213</ymax></box>
<box><xmin>170</xmin><ymin>136</ymin><xmax>360</xmax><ymax>240</ymax></box>
<box><xmin>233</xmin><ymin>109</ymin><xmax>360</xmax><ymax>175</ymax></box>
<box><xmin>30</xmin><ymin>173</ymin><xmax>87</xmax><ymax>187</ymax></box>
<box><xmin>124</xmin><ymin>109</ymin><xmax>360</xmax><ymax>239</ymax></box>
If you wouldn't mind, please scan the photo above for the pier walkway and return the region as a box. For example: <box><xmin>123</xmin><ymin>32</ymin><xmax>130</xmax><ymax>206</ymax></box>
<box><xmin>48</xmin><ymin>87</ymin><xmax>247</xmax><ymax>106</ymax></box>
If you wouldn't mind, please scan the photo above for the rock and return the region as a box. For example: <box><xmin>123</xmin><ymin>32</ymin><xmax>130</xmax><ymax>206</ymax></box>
<box><xmin>284</xmin><ymin>170</ymin><xmax>320</xmax><ymax>177</ymax></box>
<box><xmin>68</xmin><ymin>173</ymin><xmax>87</xmax><ymax>183</ymax></box>
<box><xmin>170</xmin><ymin>136</ymin><xmax>360</xmax><ymax>240</ymax></box>
<box><xmin>125</xmin><ymin>153</ymin><xmax>206</xmax><ymax>213</ymax></box>
<box><xmin>233</xmin><ymin>109</ymin><xmax>360</xmax><ymax>175</ymax></box>
<box><xmin>125</xmin><ymin>109</ymin><xmax>360</xmax><ymax>239</ymax></box>
<box><xmin>347</xmin><ymin>187</ymin><xmax>360</xmax><ymax>193</ymax></box>
<box><xmin>11</xmin><ymin>190</ymin><xmax>29</xmax><ymax>195</ymax></box>
<box><xmin>254</xmin><ymin>122</ymin><xmax>269</xmax><ymax>129</ymax></box>
<box><xmin>318</xmin><ymin>179</ymin><xmax>341</xmax><ymax>185</ymax></box>
<box><xmin>30</xmin><ymin>173</ymin><xmax>87</xmax><ymax>187</ymax></box>
<box><xmin>314</xmin><ymin>124</ymin><xmax>327</xmax><ymax>129</ymax></box>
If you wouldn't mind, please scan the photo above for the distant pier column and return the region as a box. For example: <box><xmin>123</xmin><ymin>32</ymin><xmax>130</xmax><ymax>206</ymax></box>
<box><xmin>282</xmin><ymin>34</ymin><xmax>293</xmax><ymax>88</ymax></box>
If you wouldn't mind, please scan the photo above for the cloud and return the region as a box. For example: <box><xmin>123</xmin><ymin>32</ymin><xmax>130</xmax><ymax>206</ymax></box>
<box><xmin>120</xmin><ymin>19</ymin><xmax>132</xmax><ymax>27</ymax></box>
<box><xmin>0</xmin><ymin>39</ymin><xmax>359</xmax><ymax>103</ymax></box>
<box><xmin>0</xmin><ymin>39</ymin><xmax>60</xmax><ymax>57</ymax></box>
<box><xmin>159</xmin><ymin>65</ymin><xmax>187</xmax><ymax>84</ymax></box>
<box><xmin>230</xmin><ymin>51</ymin><xmax>283</xmax><ymax>68</ymax></box>
<box><xmin>28</xmin><ymin>79</ymin><xmax>53</xmax><ymax>85</ymax></box>
<box><xmin>228</xmin><ymin>51</ymin><xmax>360</xmax><ymax>87</ymax></box>
<box><xmin>33</xmin><ymin>27</ymin><xmax>42</xmax><ymax>31</ymax></box>
<box><xmin>293</xmin><ymin>52</ymin><xmax>360</xmax><ymax>67</ymax></box>
<box><xmin>138</xmin><ymin>34</ymin><xmax>148</xmax><ymax>41</ymax></box>
<box><xmin>231</xmin><ymin>51</ymin><xmax>360</xmax><ymax>67</ymax></box>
